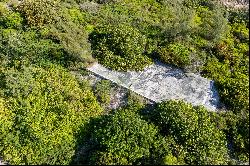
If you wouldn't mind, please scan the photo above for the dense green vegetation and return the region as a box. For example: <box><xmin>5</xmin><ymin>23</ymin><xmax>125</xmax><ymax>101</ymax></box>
<box><xmin>82</xmin><ymin>101</ymin><xmax>229</xmax><ymax>165</ymax></box>
<box><xmin>0</xmin><ymin>63</ymin><xmax>103</xmax><ymax>164</ymax></box>
<box><xmin>0</xmin><ymin>0</ymin><xmax>249</xmax><ymax>165</ymax></box>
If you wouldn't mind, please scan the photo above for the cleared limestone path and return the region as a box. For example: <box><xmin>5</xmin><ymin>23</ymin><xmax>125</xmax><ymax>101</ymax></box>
<box><xmin>87</xmin><ymin>62</ymin><xmax>220</xmax><ymax>111</ymax></box>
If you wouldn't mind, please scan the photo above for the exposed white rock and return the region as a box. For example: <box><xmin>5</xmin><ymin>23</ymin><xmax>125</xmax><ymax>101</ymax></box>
<box><xmin>87</xmin><ymin>62</ymin><xmax>220</xmax><ymax>111</ymax></box>
<box><xmin>0</xmin><ymin>157</ymin><xmax>7</xmax><ymax>165</ymax></box>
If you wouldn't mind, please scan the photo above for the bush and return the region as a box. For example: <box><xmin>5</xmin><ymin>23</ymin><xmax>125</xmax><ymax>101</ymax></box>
<box><xmin>89</xmin><ymin>23</ymin><xmax>153</xmax><ymax>71</ymax></box>
<box><xmin>210</xmin><ymin>111</ymin><xmax>249</xmax><ymax>162</ymax></box>
<box><xmin>16</xmin><ymin>0</ymin><xmax>60</xmax><ymax>27</ymax></box>
<box><xmin>0</xmin><ymin>28</ymin><xmax>64</xmax><ymax>68</ymax></box>
<box><xmin>202</xmin><ymin>8</ymin><xmax>249</xmax><ymax>114</ymax></box>
<box><xmin>151</xmin><ymin>100</ymin><xmax>229</xmax><ymax>165</ymax></box>
<box><xmin>231</xmin><ymin>22</ymin><xmax>249</xmax><ymax>42</ymax></box>
<box><xmin>203</xmin><ymin>56</ymin><xmax>249</xmax><ymax>113</ymax></box>
<box><xmin>217</xmin><ymin>75</ymin><xmax>249</xmax><ymax>113</ymax></box>
<box><xmin>157</xmin><ymin>43</ymin><xmax>192</xmax><ymax>68</ymax></box>
<box><xmin>93</xmin><ymin>80</ymin><xmax>111</xmax><ymax>107</ymax></box>
<box><xmin>0</xmin><ymin>5</ymin><xmax>23</xmax><ymax>29</ymax></box>
<box><xmin>16</xmin><ymin>0</ymin><xmax>94</xmax><ymax>65</ymax></box>
<box><xmin>87</xmin><ymin>107</ymin><xmax>170</xmax><ymax>165</ymax></box>
<box><xmin>194</xmin><ymin>6</ymin><xmax>228</xmax><ymax>42</ymax></box>
<box><xmin>0</xmin><ymin>63</ymin><xmax>103</xmax><ymax>165</ymax></box>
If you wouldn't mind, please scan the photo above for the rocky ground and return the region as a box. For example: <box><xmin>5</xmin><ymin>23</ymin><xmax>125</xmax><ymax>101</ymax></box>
<box><xmin>0</xmin><ymin>157</ymin><xmax>7</xmax><ymax>165</ymax></box>
<box><xmin>220</xmin><ymin>0</ymin><xmax>249</xmax><ymax>9</ymax></box>
<box><xmin>87</xmin><ymin>61</ymin><xmax>222</xmax><ymax>111</ymax></box>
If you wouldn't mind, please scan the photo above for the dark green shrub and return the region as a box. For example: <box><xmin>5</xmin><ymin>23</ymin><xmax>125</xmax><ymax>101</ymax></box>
<box><xmin>87</xmin><ymin>107</ymin><xmax>169</xmax><ymax>165</ymax></box>
<box><xmin>0</xmin><ymin>28</ymin><xmax>64</xmax><ymax>68</ymax></box>
<box><xmin>210</xmin><ymin>111</ymin><xmax>249</xmax><ymax>162</ymax></box>
<box><xmin>46</xmin><ymin>20</ymin><xmax>94</xmax><ymax>64</ymax></box>
<box><xmin>89</xmin><ymin>23</ymin><xmax>153</xmax><ymax>71</ymax></box>
<box><xmin>152</xmin><ymin>100</ymin><xmax>229</xmax><ymax>165</ymax></box>
<box><xmin>0</xmin><ymin>63</ymin><xmax>103</xmax><ymax>165</ymax></box>
<box><xmin>16</xmin><ymin>0</ymin><xmax>94</xmax><ymax>65</ymax></box>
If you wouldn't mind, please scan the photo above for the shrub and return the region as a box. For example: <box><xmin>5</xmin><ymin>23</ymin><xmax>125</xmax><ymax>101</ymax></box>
<box><xmin>16</xmin><ymin>0</ymin><xmax>60</xmax><ymax>27</ymax></box>
<box><xmin>93</xmin><ymin>80</ymin><xmax>111</xmax><ymax>107</ymax></box>
<box><xmin>46</xmin><ymin>20</ymin><xmax>94</xmax><ymax>64</ymax></box>
<box><xmin>151</xmin><ymin>100</ymin><xmax>229</xmax><ymax>165</ymax></box>
<box><xmin>89</xmin><ymin>23</ymin><xmax>153</xmax><ymax>71</ymax></box>
<box><xmin>203</xmin><ymin>57</ymin><xmax>249</xmax><ymax>113</ymax></box>
<box><xmin>16</xmin><ymin>0</ymin><xmax>94</xmax><ymax>65</ymax></box>
<box><xmin>157</xmin><ymin>43</ymin><xmax>192</xmax><ymax>68</ymax></box>
<box><xmin>210</xmin><ymin>111</ymin><xmax>249</xmax><ymax>162</ymax></box>
<box><xmin>231</xmin><ymin>22</ymin><xmax>249</xmax><ymax>42</ymax></box>
<box><xmin>0</xmin><ymin>28</ymin><xmax>64</xmax><ymax>68</ymax></box>
<box><xmin>87</xmin><ymin>107</ymin><xmax>170</xmax><ymax>165</ymax></box>
<box><xmin>202</xmin><ymin>8</ymin><xmax>249</xmax><ymax>113</ymax></box>
<box><xmin>0</xmin><ymin>63</ymin><xmax>103</xmax><ymax>165</ymax></box>
<box><xmin>194</xmin><ymin>6</ymin><xmax>228</xmax><ymax>42</ymax></box>
<box><xmin>217</xmin><ymin>75</ymin><xmax>249</xmax><ymax>113</ymax></box>
<box><xmin>0</xmin><ymin>5</ymin><xmax>23</xmax><ymax>29</ymax></box>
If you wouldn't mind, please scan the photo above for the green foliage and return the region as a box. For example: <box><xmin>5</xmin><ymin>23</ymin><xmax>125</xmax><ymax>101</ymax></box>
<box><xmin>157</xmin><ymin>43</ymin><xmax>192</xmax><ymax>68</ymax></box>
<box><xmin>87</xmin><ymin>107</ymin><xmax>169</xmax><ymax>165</ymax></box>
<box><xmin>126</xmin><ymin>91</ymin><xmax>147</xmax><ymax>109</ymax></box>
<box><xmin>203</xmin><ymin>46</ymin><xmax>249</xmax><ymax>113</ymax></box>
<box><xmin>90</xmin><ymin>23</ymin><xmax>153</xmax><ymax>71</ymax></box>
<box><xmin>194</xmin><ymin>5</ymin><xmax>228</xmax><ymax>42</ymax></box>
<box><xmin>231</xmin><ymin>22</ymin><xmax>249</xmax><ymax>42</ymax></box>
<box><xmin>210</xmin><ymin>111</ymin><xmax>249</xmax><ymax>162</ymax></box>
<box><xmin>202</xmin><ymin>9</ymin><xmax>249</xmax><ymax>115</ymax></box>
<box><xmin>0</xmin><ymin>0</ymin><xmax>249</xmax><ymax>165</ymax></box>
<box><xmin>0</xmin><ymin>28</ymin><xmax>64</xmax><ymax>68</ymax></box>
<box><xmin>15</xmin><ymin>0</ymin><xmax>94</xmax><ymax>65</ymax></box>
<box><xmin>17</xmin><ymin>0</ymin><xmax>60</xmax><ymax>27</ymax></box>
<box><xmin>151</xmin><ymin>100</ymin><xmax>229</xmax><ymax>165</ymax></box>
<box><xmin>0</xmin><ymin>6</ymin><xmax>23</xmax><ymax>29</ymax></box>
<box><xmin>0</xmin><ymin>63</ymin><xmax>103</xmax><ymax>165</ymax></box>
<box><xmin>93</xmin><ymin>80</ymin><xmax>111</xmax><ymax>107</ymax></box>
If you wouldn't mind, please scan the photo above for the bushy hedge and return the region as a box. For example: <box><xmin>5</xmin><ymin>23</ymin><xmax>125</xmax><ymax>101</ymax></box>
<box><xmin>0</xmin><ymin>63</ymin><xmax>103</xmax><ymax>165</ymax></box>
<box><xmin>89</xmin><ymin>23</ymin><xmax>153</xmax><ymax>71</ymax></box>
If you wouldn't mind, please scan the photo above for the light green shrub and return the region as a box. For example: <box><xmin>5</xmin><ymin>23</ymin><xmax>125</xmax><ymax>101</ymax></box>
<box><xmin>0</xmin><ymin>63</ymin><xmax>103</xmax><ymax>165</ymax></box>
<box><xmin>0</xmin><ymin>7</ymin><xmax>23</xmax><ymax>29</ymax></box>
<box><xmin>157</xmin><ymin>43</ymin><xmax>192</xmax><ymax>68</ymax></box>
<box><xmin>17</xmin><ymin>0</ymin><xmax>60</xmax><ymax>27</ymax></box>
